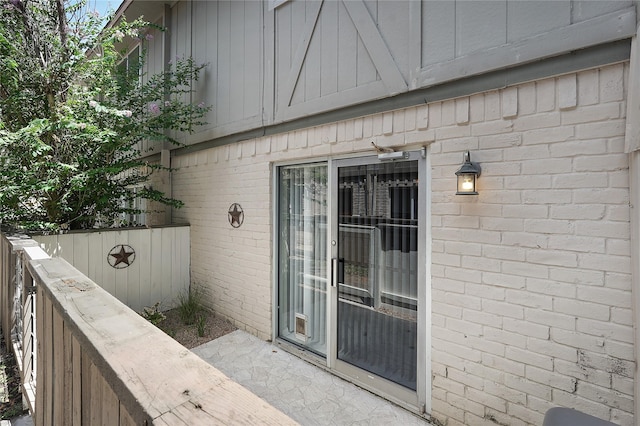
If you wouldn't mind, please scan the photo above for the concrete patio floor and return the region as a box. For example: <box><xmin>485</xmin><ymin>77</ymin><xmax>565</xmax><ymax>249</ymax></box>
<box><xmin>192</xmin><ymin>330</ymin><xmax>431</xmax><ymax>426</ymax></box>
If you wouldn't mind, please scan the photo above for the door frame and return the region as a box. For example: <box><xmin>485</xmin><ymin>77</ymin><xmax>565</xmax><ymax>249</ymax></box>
<box><xmin>272</xmin><ymin>149</ymin><xmax>432</xmax><ymax>415</ymax></box>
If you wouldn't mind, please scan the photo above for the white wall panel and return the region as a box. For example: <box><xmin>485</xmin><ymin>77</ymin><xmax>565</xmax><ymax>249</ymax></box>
<box><xmin>422</xmin><ymin>1</ymin><xmax>455</xmax><ymax>67</ymax></box>
<box><xmin>456</xmin><ymin>1</ymin><xmax>507</xmax><ymax>56</ymax></box>
<box><xmin>33</xmin><ymin>226</ymin><xmax>190</xmax><ymax>313</ymax></box>
<box><xmin>506</xmin><ymin>1</ymin><xmax>571</xmax><ymax>42</ymax></box>
<box><xmin>572</xmin><ymin>0</ymin><xmax>633</xmax><ymax>22</ymax></box>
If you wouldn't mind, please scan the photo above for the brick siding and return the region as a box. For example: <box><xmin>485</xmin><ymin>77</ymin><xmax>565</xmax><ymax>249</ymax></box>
<box><xmin>171</xmin><ymin>62</ymin><xmax>633</xmax><ymax>425</ymax></box>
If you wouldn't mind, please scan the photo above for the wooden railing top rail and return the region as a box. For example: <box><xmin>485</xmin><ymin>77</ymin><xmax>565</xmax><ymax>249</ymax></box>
<box><xmin>28</xmin><ymin>256</ymin><xmax>296</xmax><ymax>425</ymax></box>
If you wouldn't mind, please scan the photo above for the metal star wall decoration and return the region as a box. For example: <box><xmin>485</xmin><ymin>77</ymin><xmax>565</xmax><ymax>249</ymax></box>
<box><xmin>107</xmin><ymin>244</ymin><xmax>136</xmax><ymax>269</ymax></box>
<box><xmin>228</xmin><ymin>203</ymin><xmax>244</xmax><ymax>228</ymax></box>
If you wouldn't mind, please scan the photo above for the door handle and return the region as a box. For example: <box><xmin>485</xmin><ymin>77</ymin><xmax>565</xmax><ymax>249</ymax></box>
<box><xmin>331</xmin><ymin>258</ymin><xmax>344</xmax><ymax>287</ymax></box>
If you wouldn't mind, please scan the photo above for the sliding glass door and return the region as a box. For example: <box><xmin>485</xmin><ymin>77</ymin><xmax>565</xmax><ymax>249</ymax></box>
<box><xmin>334</xmin><ymin>158</ymin><xmax>419</xmax><ymax>388</ymax></box>
<box><xmin>277</xmin><ymin>152</ymin><xmax>427</xmax><ymax>410</ymax></box>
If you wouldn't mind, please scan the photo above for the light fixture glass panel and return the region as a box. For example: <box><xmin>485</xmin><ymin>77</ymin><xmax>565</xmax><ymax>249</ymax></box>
<box><xmin>456</xmin><ymin>174</ymin><xmax>477</xmax><ymax>195</ymax></box>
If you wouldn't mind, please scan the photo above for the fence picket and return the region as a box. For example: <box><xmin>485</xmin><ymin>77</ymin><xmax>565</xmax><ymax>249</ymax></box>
<box><xmin>52</xmin><ymin>308</ymin><xmax>64</xmax><ymax>425</ymax></box>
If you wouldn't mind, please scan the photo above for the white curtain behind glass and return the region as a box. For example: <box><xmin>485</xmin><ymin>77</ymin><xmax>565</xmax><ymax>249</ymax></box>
<box><xmin>278</xmin><ymin>164</ymin><xmax>327</xmax><ymax>355</ymax></box>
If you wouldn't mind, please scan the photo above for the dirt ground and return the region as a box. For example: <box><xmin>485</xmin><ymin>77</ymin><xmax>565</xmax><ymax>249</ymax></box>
<box><xmin>156</xmin><ymin>308</ymin><xmax>237</xmax><ymax>349</ymax></box>
<box><xmin>0</xmin><ymin>335</ymin><xmax>27</xmax><ymax>420</ymax></box>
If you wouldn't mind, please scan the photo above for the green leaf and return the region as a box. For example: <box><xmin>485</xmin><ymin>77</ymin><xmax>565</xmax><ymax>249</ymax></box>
<box><xmin>0</xmin><ymin>2</ymin><xmax>207</xmax><ymax>230</ymax></box>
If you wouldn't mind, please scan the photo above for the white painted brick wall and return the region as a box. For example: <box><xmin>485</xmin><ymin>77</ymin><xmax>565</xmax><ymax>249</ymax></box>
<box><xmin>428</xmin><ymin>63</ymin><xmax>633</xmax><ymax>426</ymax></box>
<box><xmin>170</xmin><ymin>62</ymin><xmax>633</xmax><ymax>425</ymax></box>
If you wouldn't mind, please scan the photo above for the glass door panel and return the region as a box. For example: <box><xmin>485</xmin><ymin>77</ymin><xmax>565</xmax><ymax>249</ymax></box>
<box><xmin>336</xmin><ymin>159</ymin><xmax>419</xmax><ymax>390</ymax></box>
<box><xmin>277</xmin><ymin>163</ymin><xmax>328</xmax><ymax>355</ymax></box>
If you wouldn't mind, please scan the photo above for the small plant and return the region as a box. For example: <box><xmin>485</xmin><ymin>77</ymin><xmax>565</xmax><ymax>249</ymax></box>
<box><xmin>140</xmin><ymin>302</ymin><xmax>166</xmax><ymax>325</ymax></box>
<box><xmin>177</xmin><ymin>287</ymin><xmax>204</xmax><ymax>325</ymax></box>
<box><xmin>196</xmin><ymin>315</ymin><xmax>207</xmax><ymax>337</ymax></box>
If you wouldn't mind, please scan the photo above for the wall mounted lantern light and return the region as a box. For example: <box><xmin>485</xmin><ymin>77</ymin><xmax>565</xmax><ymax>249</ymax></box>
<box><xmin>455</xmin><ymin>151</ymin><xmax>481</xmax><ymax>195</ymax></box>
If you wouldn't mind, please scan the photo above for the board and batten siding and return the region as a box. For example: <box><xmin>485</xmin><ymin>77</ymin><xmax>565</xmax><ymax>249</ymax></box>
<box><xmin>140</xmin><ymin>0</ymin><xmax>635</xmax><ymax>147</ymax></box>
<box><xmin>273</xmin><ymin>0</ymin><xmax>636</xmax><ymax>122</ymax></box>
<box><xmin>170</xmin><ymin>0</ymin><xmax>264</xmax><ymax>142</ymax></box>
<box><xmin>33</xmin><ymin>226</ymin><xmax>190</xmax><ymax>313</ymax></box>
<box><xmin>139</xmin><ymin>18</ymin><xmax>166</xmax><ymax>156</ymax></box>
<box><xmin>422</xmin><ymin>1</ymin><xmax>632</xmax><ymax>65</ymax></box>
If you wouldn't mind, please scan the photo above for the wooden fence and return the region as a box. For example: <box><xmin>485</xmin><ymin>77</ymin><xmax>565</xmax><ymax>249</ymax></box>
<box><xmin>33</xmin><ymin>226</ymin><xmax>190</xmax><ymax>313</ymax></box>
<box><xmin>0</xmin><ymin>234</ymin><xmax>43</xmax><ymax>414</ymax></box>
<box><xmin>0</xmin><ymin>232</ymin><xmax>295</xmax><ymax>425</ymax></box>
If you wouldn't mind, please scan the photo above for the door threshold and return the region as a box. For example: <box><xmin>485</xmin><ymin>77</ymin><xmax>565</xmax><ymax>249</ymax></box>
<box><xmin>275</xmin><ymin>338</ymin><xmax>428</xmax><ymax>420</ymax></box>
<box><xmin>274</xmin><ymin>338</ymin><xmax>330</xmax><ymax>370</ymax></box>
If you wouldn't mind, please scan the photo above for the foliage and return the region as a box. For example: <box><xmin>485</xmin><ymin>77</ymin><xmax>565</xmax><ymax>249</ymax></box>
<box><xmin>140</xmin><ymin>302</ymin><xmax>166</xmax><ymax>325</ymax></box>
<box><xmin>177</xmin><ymin>286</ymin><xmax>204</xmax><ymax>326</ymax></box>
<box><xmin>0</xmin><ymin>0</ymin><xmax>210</xmax><ymax>231</ymax></box>
<box><xmin>196</xmin><ymin>314</ymin><xmax>206</xmax><ymax>337</ymax></box>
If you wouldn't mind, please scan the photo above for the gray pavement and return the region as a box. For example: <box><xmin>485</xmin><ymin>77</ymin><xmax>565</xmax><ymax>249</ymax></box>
<box><xmin>192</xmin><ymin>330</ymin><xmax>431</xmax><ymax>426</ymax></box>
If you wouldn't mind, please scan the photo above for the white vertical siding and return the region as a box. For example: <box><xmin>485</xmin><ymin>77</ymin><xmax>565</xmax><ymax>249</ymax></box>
<box><xmin>33</xmin><ymin>226</ymin><xmax>190</xmax><ymax>313</ymax></box>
